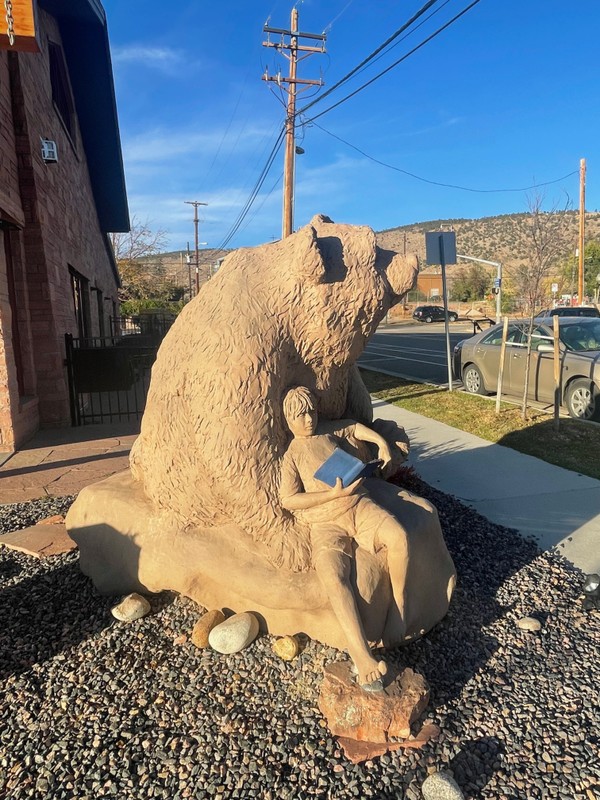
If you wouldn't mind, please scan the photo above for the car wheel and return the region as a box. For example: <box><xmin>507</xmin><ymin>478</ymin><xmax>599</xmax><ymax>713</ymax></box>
<box><xmin>463</xmin><ymin>364</ymin><xmax>486</xmax><ymax>395</ymax></box>
<box><xmin>425</xmin><ymin>316</ymin><xmax>433</xmax><ymax>323</ymax></box>
<box><xmin>450</xmin><ymin>313</ymin><xmax>458</xmax><ymax>322</ymax></box>
<box><xmin>565</xmin><ymin>379</ymin><xmax>600</xmax><ymax>421</ymax></box>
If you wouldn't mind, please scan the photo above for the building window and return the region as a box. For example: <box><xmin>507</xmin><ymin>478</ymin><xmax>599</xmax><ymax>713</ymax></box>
<box><xmin>69</xmin><ymin>267</ymin><xmax>90</xmax><ymax>339</ymax></box>
<box><xmin>48</xmin><ymin>41</ymin><xmax>75</xmax><ymax>141</ymax></box>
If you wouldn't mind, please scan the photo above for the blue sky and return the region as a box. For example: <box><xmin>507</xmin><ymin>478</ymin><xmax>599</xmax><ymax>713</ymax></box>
<box><xmin>102</xmin><ymin>0</ymin><xmax>600</xmax><ymax>253</ymax></box>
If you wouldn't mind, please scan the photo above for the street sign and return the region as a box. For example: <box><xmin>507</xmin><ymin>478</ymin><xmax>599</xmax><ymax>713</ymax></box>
<box><xmin>494</xmin><ymin>277</ymin><xmax>501</xmax><ymax>288</ymax></box>
<box><xmin>552</xmin><ymin>283</ymin><xmax>559</xmax><ymax>293</ymax></box>
<box><xmin>425</xmin><ymin>231</ymin><xmax>457</xmax><ymax>266</ymax></box>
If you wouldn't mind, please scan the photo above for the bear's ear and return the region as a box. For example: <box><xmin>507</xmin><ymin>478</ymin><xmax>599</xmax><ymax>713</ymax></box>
<box><xmin>293</xmin><ymin>224</ymin><xmax>326</xmax><ymax>285</ymax></box>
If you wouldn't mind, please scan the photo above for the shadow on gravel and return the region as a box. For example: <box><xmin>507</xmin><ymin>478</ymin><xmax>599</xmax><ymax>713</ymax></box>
<box><xmin>388</xmin><ymin>472</ymin><xmax>542</xmax><ymax>708</ymax></box>
<box><xmin>0</xmin><ymin>557</ymin><xmax>113</xmax><ymax>680</ymax></box>
<box><xmin>0</xmin><ymin>552</ymin><xmax>24</xmax><ymax>582</ymax></box>
<box><xmin>450</xmin><ymin>736</ymin><xmax>505</xmax><ymax>794</ymax></box>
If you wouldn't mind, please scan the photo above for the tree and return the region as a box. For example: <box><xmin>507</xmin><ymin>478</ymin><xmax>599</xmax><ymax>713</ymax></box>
<box><xmin>560</xmin><ymin>240</ymin><xmax>600</xmax><ymax>300</ymax></box>
<box><xmin>450</xmin><ymin>263</ymin><xmax>491</xmax><ymax>302</ymax></box>
<box><xmin>109</xmin><ymin>218</ymin><xmax>181</xmax><ymax>315</ymax></box>
<box><xmin>508</xmin><ymin>193</ymin><xmax>571</xmax><ymax>419</ymax></box>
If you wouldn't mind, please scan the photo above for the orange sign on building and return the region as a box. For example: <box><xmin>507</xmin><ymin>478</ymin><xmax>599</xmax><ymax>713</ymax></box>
<box><xmin>1</xmin><ymin>0</ymin><xmax>40</xmax><ymax>52</ymax></box>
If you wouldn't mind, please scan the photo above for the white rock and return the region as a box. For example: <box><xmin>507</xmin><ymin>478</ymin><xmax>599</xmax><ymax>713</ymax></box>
<box><xmin>421</xmin><ymin>771</ymin><xmax>465</xmax><ymax>800</ymax></box>
<box><xmin>208</xmin><ymin>612</ymin><xmax>259</xmax><ymax>654</ymax></box>
<box><xmin>111</xmin><ymin>593</ymin><xmax>151</xmax><ymax>622</ymax></box>
<box><xmin>517</xmin><ymin>616</ymin><xmax>542</xmax><ymax>632</ymax></box>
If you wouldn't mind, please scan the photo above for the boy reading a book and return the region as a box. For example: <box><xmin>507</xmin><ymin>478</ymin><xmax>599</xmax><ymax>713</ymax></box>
<box><xmin>279</xmin><ymin>386</ymin><xmax>410</xmax><ymax>691</ymax></box>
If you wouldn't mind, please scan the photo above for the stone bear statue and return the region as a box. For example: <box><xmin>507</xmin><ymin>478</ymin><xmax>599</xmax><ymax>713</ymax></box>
<box><xmin>67</xmin><ymin>215</ymin><xmax>455</xmax><ymax>651</ymax></box>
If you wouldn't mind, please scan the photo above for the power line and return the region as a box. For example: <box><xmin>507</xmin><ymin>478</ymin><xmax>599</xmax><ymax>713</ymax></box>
<box><xmin>302</xmin><ymin>0</ymin><xmax>483</xmax><ymax>124</ymax></box>
<box><xmin>348</xmin><ymin>0</ymin><xmax>452</xmax><ymax>79</ymax></box>
<box><xmin>214</xmin><ymin>127</ymin><xmax>285</xmax><ymax>254</ymax></box>
<box><xmin>298</xmin><ymin>0</ymin><xmax>443</xmax><ymax>117</ymax></box>
<box><xmin>311</xmin><ymin>121</ymin><xmax>579</xmax><ymax>193</ymax></box>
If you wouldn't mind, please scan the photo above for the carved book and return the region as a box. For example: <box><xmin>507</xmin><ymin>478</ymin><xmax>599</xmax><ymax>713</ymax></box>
<box><xmin>314</xmin><ymin>448</ymin><xmax>383</xmax><ymax>488</ymax></box>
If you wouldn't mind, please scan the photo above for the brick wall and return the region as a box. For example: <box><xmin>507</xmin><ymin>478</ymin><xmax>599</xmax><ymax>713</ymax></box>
<box><xmin>0</xmin><ymin>8</ymin><xmax>121</xmax><ymax>446</ymax></box>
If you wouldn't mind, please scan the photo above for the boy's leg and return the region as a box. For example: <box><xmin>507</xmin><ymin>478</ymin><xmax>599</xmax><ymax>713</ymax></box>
<box><xmin>377</xmin><ymin>518</ymin><xmax>410</xmax><ymax>647</ymax></box>
<box><xmin>314</xmin><ymin>547</ymin><xmax>387</xmax><ymax>688</ymax></box>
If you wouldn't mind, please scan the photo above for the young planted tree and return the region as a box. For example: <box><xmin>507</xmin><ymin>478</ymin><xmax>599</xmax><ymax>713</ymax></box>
<box><xmin>509</xmin><ymin>194</ymin><xmax>571</xmax><ymax>419</ymax></box>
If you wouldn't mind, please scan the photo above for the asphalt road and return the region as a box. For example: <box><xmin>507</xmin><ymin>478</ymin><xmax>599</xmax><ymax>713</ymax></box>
<box><xmin>358</xmin><ymin>321</ymin><xmax>482</xmax><ymax>385</ymax></box>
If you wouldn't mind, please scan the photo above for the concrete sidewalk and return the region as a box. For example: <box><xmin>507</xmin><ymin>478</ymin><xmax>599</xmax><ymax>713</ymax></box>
<box><xmin>374</xmin><ymin>399</ymin><xmax>600</xmax><ymax>574</ymax></box>
<box><xmin>0</xmin><ymin>422</ymin><xmax>138</xmax><ymax>504</ymax></box>
<box><xmin>1</xmin><ymin>408</ymin><xmax>598</xmax><ymax>574</ymax></box>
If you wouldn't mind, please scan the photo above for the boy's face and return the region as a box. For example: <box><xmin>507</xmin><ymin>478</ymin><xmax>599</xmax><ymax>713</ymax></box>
<box><xmin>287</xmin><ymin>407</ymin><xmax>317</xmax><ymax>438</ymax></box>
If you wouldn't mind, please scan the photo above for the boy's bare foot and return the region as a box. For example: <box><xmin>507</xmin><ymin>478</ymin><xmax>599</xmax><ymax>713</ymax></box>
<box><xmin>353</xmin><ymin>653</ymin><xmax>388</xmax><ymax>689</ymax></box>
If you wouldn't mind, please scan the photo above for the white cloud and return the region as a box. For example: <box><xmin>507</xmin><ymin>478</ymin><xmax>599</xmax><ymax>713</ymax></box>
<box><xmin>122</xmin><ymin>123</ymin><xmax>279</xmax><ymax>165</ymax></box>
<box><xmin>112</xmin><ymin>44</ymin><xmax>186</xmax><ymax>73</ymax></box>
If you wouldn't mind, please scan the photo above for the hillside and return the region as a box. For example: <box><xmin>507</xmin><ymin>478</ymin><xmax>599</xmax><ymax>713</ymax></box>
<box><xmin>147</xmin><ymin>211</ymin><xmax>600</xmax><ymax>291</ymax></box>
<box><xmin>376</xmin><ymin>211</ymin><xmax>600</xmax><ymax>272</ymax></box>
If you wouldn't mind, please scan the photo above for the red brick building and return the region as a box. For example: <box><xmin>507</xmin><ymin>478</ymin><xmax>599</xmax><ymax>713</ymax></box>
<box><xmin>0</xmin><ymin>0</ymin><xmax>128</xmax><ymax>450</ymax></box>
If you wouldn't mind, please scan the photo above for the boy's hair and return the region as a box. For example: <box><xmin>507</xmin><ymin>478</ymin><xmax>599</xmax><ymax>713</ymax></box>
<box><xmin>282</xmin><ymin>386</ymin><xmax>316</xmax><ymax>424</ymax></box>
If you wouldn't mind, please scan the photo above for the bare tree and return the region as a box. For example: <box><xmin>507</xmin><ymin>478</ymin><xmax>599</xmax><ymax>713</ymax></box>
<box><xmin>509</xmin><ymin>193</ymin><xmax>571</xmax><ymax>419</ymax></box>
<box><xmin>109</xmin><ymin>217</ymin><xmax>172</xmax><ymax>307</ymax></box>
<box><xmin>109</xmin><ymin>216</ymin><xmax>168</xmax><ymax>263</ymax></box>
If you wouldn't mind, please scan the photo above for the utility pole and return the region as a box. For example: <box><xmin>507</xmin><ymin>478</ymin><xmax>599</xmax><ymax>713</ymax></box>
<box><xmin>262</xmin><ymin>9</ymin><xmax>326</xmax><ymax>238</ymax></box>
<box><xmin>578</xmin><ymin>158</ymin><xmax>586</xmax><ymax>305</ymax></box>
<box><xmin>184</xmin><ymin>201</ymin><xmax>207</xmax><ymax>296</ymax></box>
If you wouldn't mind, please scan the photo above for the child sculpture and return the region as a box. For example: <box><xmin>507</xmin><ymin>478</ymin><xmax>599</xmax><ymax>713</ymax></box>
<box><xmin>280</xmin><ymin>386</ymin><xmax>411</xmax><ymax>691</ymax></box>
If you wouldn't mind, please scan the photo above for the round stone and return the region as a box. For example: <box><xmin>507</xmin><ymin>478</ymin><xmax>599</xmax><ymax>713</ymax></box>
<box><xmin>517</xmin><ymin>616</ymin><xmax>542</xmax><ymax>632</ymax></box>
<box><xmin>272</xmin><ymin>636</ymin><xmax>300</xmax><ymax>661</ymax></box>
<box><xmin>110</xmin><ymin>593</ymin><xmax>151</xmax><ymax>622</ymax></box>
<box><xmin>191</xmin><ymin>610</ymin><xmax>226</xmax><ymax>648</ymax></box>
<box><xmin>421</xmin><ymin>771</ymin><xmax>465</xmax><ymax>800</ymax></box>
<box><xmin>208</xmin><ymin>612</ymin><xmax>260</xmax><ymax>654</ymax></box>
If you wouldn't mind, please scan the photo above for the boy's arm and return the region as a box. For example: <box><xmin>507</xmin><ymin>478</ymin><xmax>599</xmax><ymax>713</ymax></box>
<box><xmin>351</xmin><ymin>422</ymin><xmax>393</xmax><ymax>471</ymax></box>
<box><xmin>281</xmin><ymin>477</ymin><xmax>363</xmax><ymax>512</ymax></box>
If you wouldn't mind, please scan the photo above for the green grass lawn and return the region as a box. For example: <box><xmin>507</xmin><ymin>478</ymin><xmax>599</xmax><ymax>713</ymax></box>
<box><xmin>360</xmin><ymin>368</ymin><xmax>600</xmax><ymax>481</ymax></box>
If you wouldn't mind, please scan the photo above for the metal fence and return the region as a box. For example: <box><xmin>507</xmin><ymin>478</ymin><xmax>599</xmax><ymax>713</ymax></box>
<box><xmin>65</xmin><ymin>315</ymin><xmax>174</xmax><ymax>426</ymax></box>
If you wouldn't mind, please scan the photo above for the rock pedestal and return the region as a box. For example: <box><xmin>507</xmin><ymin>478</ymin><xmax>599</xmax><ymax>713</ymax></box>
<box><xmin>318</xmin><ymin>662</ymin><xmax>438</xmax><ymax>763</ymax></box>
<box><xmin>319</xmin><ymin>662</ymin><xmax>429</xmax><ymax>742</ymax></box>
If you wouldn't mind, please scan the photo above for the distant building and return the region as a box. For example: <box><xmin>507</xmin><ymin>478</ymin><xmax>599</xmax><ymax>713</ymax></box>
<box><xmin>0</xmin><ymin>0</ymin><xmax>129</xmax><ymax>450</ymax></box>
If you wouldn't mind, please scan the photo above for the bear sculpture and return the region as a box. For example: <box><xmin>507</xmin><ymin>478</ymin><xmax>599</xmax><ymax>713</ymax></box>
<box><xmin>67</xmin><ymin>215</ymin><xmax>456</xmax><ymax>652</ymax></box>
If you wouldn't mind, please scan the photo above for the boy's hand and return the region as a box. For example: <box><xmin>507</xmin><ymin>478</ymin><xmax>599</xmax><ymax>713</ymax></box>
<box><xmin>330</xmin><ymin>476</ymin><xmax>364</xmax><ymax>498</ymax></box>
<box><xmin>379</xmin><ymin>442</ymin><xmax>393</xmax><ymax>472</ymax></box>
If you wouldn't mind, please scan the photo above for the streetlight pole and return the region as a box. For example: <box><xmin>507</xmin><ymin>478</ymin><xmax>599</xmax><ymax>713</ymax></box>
<box><xmin>457</xmin><ymin>253</ymin><xmax>502</xmax><ymax>323</ymax></box>
<box><xmin>184</xmin><ymin>200</ymin><xmax>207</xmax><ymax>296</ymax></box>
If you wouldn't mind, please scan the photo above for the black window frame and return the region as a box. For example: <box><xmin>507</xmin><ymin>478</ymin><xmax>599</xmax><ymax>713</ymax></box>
<box><xmin>48</xmin><ymin>40</ymin><xmax>76</xmax><ymax>144</ymax></box>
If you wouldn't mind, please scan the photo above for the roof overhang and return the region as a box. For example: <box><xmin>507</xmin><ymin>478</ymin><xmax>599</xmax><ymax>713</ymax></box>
<box><xmin>39</xmin><ymin>0</ymin><xmax>130</xmax><ymax>233</ymax></box>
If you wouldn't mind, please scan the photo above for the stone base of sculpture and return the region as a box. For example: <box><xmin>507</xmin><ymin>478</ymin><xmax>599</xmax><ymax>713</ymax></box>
<box><xmin>66</xmin><ymin>470</ymin><xmax>455</xmax><ymax>651</ymax></box>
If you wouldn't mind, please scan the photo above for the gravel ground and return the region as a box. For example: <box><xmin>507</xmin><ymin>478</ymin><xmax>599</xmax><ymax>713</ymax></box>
<box><xmin>0</xmin><ymin>487</ymin><xmax>598</xmax><ymax>800</ymax></box>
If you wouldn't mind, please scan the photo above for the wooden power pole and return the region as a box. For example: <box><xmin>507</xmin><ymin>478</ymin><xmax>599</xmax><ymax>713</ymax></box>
<box><xmin>263</xmin><ymin>9</ymin><xmax>326</xmax><ymax>238</ymax></box>
<box><xmin>578</xmin><ymin>158</ymin><xmax>586</xmax><ymax>305</ymax></box>
<box><xmin>184</xmin><ymin>200</ymin><xmax>207</xmax><ymax>296</ymax></box>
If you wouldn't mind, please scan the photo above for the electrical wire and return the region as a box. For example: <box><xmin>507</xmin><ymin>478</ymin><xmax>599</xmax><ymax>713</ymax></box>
<box><xmin>214</xmin><ymin>127</ymin><xmax>285</xmax><ymax>254</ymax></box>
<box><xmin>311</xmin><ymin>121</ymin><xmax>579</xmax><ymax>193</ymax></box>
<box><xmin>237</xmin><ymin>171</ymin><xmax>284</xmax><ymax>238</ymax></box>
<box><xmin>303</xmin><ymin>0</ymin><xmax>483</xmax><ymax>124</ymax></box>
<box><xmin>348</xmin><ymin>0</ymin><xmax>452</xmax><ymax>79</ymax></box>
<box><xmin>322</xmin><ymin>0</ymin><xmax>355</xmax><ymax>35</ymax></box>
<box><xmin>298</xmin><ymin>0</ymin><xmax>443</xmax><ymax>117</ymax></box>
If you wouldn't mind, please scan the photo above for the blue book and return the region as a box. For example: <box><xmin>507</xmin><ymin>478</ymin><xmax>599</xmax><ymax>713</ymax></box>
<box><xmin>314</xmin><ymin>447</ymin><xmax>383</xmax><ymax>488</ymax></box>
